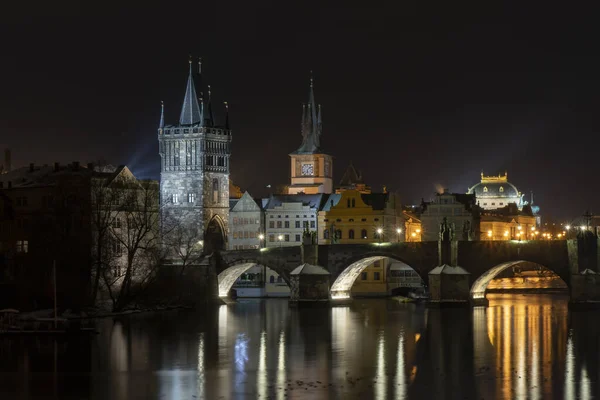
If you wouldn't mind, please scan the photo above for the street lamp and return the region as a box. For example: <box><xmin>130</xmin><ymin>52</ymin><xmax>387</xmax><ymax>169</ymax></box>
<box><xmin>503</xmin><ymin>231</ymin><xmax>509</xmax><ymax>239</ymax></box>
<box><xmin>278</xmin><ymin>234</ymin><xmax>283</xmax><ymax>249</ymax></box>
<box><xmin>396</xmin><ymin>228</ymin><xmax>402</xmax><ymax>242</ymax></box>
<box><xmin>377</xmin><ymin>228</ymin><xmax>383</xmax><ymax>243</ymax></box>
<box><xmin>258</xmin><ymin>233</ymin><xmax>265</xmax><ymax>248</ymax></box>
<box><xmin>487</xmin><ymin>230</ymin><xmax>492</xmax><ymax>239</ymax></box>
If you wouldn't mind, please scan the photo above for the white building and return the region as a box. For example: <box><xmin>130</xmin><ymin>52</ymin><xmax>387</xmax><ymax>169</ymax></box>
<box><xmin>228</xmin><ymin>191</ymin><xmax>263</xmax><ymax>250</ymax></box>
<box><xmin>263</xmin><ymin>194</ymin><xmax>324</xmax><ymax>248</ymax></box>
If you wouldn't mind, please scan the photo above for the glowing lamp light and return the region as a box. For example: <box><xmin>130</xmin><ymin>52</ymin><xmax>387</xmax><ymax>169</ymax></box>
<box><xmin>581</xmin><ymin>226</ymin><xmax>586</xmax><ymax>231</ymax></box>
<box><xmin>416</xmin><ymin>229</ymin><xmax>421</xmax><ymax>233</ymax></box>
<box><xmin>396</xmin><ymin>228</ymin><xmax>402</xmax><ymax>234</ymax></box>
<box><xmin>197</xmin><ymin>240</ymin><xmax>204</xmax><ymax>246</ymax></box>
<box><xmin>518</xmin><ymin>226</ymin><xmax>522</xmax><ymax>231</ymax></box>
<box><xmin>503</xmin><ymin>231</ymin><xmax>509</xmax><ymax>237</ymax></box>
<box><xmin>411</xmin><ymin>232</ymin><xmax>416</xmax><ymax>237</ymax></box>
<box><xmin>531</xmin><ymin>226</ymin><xmax>536</xmax><ymax>231</ymax></box>
<box><xmin>565</xmin><ymin>225</ymin><xmax>571</xmax><ymax>230</ymax></box>
<box><xmin>377</xmin><ymin>228</ymin><xmax>383</xmax><ymax>234</ymax></box>
<box><xmin>278</xmin><ymin>235</ymin><xmax>283</xmax><ymax>241</ymax></box>
<box><xmin>487</xmin><ymin>230</ymin><xmax>492</xmax><ymax>238</ymax></box>
<box><xmin>258</xmin><ymin>234</ymin><xmax>265</xmax><ymax>240</ymax></box>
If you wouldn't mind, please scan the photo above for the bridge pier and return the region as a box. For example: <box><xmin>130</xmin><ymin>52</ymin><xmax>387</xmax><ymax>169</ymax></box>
<box><xmin>289</xmin><ymin>244</ymin><xmax>331</xmax><ymax>305</ymax></box>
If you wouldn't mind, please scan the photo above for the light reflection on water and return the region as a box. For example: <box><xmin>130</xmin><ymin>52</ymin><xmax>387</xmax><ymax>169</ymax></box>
<box><xmin>1</xmin><ymin>294</ymin><xmax>600</xmax><ymax>399</ymax></box>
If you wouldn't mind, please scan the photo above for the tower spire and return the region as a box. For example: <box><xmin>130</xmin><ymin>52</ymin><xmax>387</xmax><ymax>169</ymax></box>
<box><xmin>205</xmin><ymin>84</ymin><xmax>214</xmax><ymax>127</ymax></box>
<box><xmin>224</xmin><ymin>101</ymin><xmax>230</xmax><ymax>129</ymax></box>
<box><xmin>295</xmin><ymin>72</ymin><xmax>321</xmax><ymax>154</ymax></box>
<box><xmin>179</xmin><ymin>58</ymin><xmax>203</xmax><ymax>126</ymax></box>
<box><xmin>159</xmin><ymin>101</ymin><xmax>164</xmax><ymax>129</ymax></box>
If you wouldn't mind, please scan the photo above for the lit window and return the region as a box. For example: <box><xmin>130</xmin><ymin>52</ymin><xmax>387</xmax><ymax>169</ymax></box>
<box><xmin>310</xmin><ymin>221</ymin><xmax>315</xmax><ymax>228</ymax></box>
<box><xmin>112</xmin><ymin>217</ymin><xmax>121</xmax><ymax>229</ymax></box>
<box><xmin>269</xmin><ymin>221</ymin><xmax>275</xmax><ymax>228</ymax></box>
<box><xmin>172</xmin><ymin>194</ymin><xmax>179</xmax><ymax>204</ymax></box>
<box><xmin>16</xmin><ymin>240</ymin><xmax>28</xmax><ymax>253</ymax></box>
<box><xmin>269</xmin><ymin>234</ymin><xmax>275</xmax><ymax>242</ymax></box>
<box><xmin>483</xmin><ymin>187</ymin><xmax>488</xmax><ymax>192</ymax></box>
<box><xmin>284</xmin><ymin>221</ymin><xmax>290</xmax><ymax>228</ymax></box>
<box><xmin>284</xmin><ymin>234</ymin><xmax>290</xmax><ymax>242</ymax></box>
<box><xmin>188</xmin><ymin>193</ymin><xmax>195</xmax><ymax>203</ymax></box>
<box><xmin>499</xmin><ymin>186</ymin><xmax>504</xmax><ymax>193</ymax></box>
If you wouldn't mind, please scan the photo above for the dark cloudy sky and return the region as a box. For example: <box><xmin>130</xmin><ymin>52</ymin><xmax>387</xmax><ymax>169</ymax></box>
<box><xmin>2</xmin><ymin>2</ymin><xmax>599</xmax><ymax>220</ymax></box>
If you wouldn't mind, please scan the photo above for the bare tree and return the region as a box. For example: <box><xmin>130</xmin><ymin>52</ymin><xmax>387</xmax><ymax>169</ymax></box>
<box><xmin>162</xmin><ymin>211</ymin><xmax>205</xmax><ymax>277</ymax></box>
<box><xmin>102</xmin><ymin>179</ymin><xmax>162</xmax><ymax>312</ymax></box>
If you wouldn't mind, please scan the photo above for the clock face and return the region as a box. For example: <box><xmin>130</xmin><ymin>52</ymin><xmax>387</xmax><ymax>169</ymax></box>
<box><xmin>301</xmin><ymin>163</ymin><xmax>314</xmax><ymax>176</ymax></box>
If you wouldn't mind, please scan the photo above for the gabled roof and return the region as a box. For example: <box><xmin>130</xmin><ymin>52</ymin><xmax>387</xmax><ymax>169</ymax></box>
<box><xmin>230</xmin><ymin>191</ymin><xmax>261</xmax><ymax>212</ymax></box>
<box><xmin>321</xmin><ymin>193</ymin><xmax>342</xmax><ymax>211</ymax></box>
<box><xmin>339</xmin><ymin>163</ymin><xmax>363</xmax><ymax>186</ymax></box>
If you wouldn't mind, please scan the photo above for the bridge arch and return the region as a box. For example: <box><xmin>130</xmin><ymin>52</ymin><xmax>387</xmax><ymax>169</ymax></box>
<box><xmin>217</xmin><ymin>259</ymin><xmax>290</xmax><ymax>298</ymax></box>
<box><xmin>470</xmin><ymin>260</ymin><xmax>568</xmax><ymax>301</ymax></box>
<box><xmin>330</xmin><ymin>253</ymin><xmax>425</xmax><ymax>299</ymax></box>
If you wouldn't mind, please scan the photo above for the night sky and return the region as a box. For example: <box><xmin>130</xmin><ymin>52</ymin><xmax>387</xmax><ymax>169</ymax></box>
<box><xmin>2</xmin><ymin>2</ymin><xmax>600</xmax><ymax>220</ymax></box>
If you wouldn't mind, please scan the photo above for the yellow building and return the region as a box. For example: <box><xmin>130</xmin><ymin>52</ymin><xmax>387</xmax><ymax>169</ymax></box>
<box><xmin>318</xmin><ymin>189</ymin><xmax>420</xmax><ymax>296</ymax></box>
<box><xmin>480</xmin><ymin>204</ymin><xmax>537</xmax><ymax>240</ymax></box>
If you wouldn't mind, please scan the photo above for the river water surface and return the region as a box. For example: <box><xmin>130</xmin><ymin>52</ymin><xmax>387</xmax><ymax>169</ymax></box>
<box><xmin>1</xmin><ymin>294</ymin><xmax>598</xmax><ymax>399</ymax></box>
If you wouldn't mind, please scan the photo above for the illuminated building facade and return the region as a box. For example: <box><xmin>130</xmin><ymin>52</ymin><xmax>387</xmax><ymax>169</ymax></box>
<box><xmin>468</xmin><ymin>172</ymin><xmax>523</xmax><ymax>210</ymax></box>
<box><xmin>480</xmin><ymin>204</ymin><xmax>537</xmax><ymax>240</ymax></box>
<box><xmin>158</xmin><ymin>59</ymin><xmax>231</xmax><ymax>252</ymax></box>
<box><xmin>288</xmin><ymin>76</ymin><xmax>333</xmax><ymax>194</ymax></box>
<box><xmin>419</xmin><ymin>190</ymin><xmax>478</xmax><ymax>241</ymax></box>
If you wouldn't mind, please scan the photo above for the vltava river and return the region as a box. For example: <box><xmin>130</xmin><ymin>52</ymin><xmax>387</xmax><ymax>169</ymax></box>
<box><xmin>1</xmin><ymin>294</ymin><xmax>597</xmax><ymax>399</ymax></box>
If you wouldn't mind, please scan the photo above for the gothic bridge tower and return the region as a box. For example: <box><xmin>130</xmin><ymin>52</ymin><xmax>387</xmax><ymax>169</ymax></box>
<box><xmin>158</xmin><ymin>59</ymin><xmax>231</xmax><ymax>252</ymax></box>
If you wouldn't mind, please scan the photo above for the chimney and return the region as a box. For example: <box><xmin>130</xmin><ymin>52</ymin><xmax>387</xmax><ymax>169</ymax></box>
<box><xmin>29</xmin><ymin>163</ymin><xmax>34</xmax><ymax>172</ymax></box>
<box><xmin>54</xmin><ymin>162</ymin><xmax>59</xmax><ymax>172</ymax></box>
<box><xmin>4</xmin><ymin>149</ymin><xmax>11</xmax><ymax>173</ymax></box>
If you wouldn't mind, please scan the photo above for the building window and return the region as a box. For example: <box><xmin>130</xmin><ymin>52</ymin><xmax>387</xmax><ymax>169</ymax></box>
<box><xmin>188</xmin><ymin>193</ymin><xmax>195</xmax><ymax>203</ymax></box>
<box><xmin>112</xmin><ymin>217</ymin><xmax>122</xmax><ymax>229</ymax></box>
<box><xmin>374</xmin><ymin>218</ymin><xmax>379</xmax><ymax>222</ymax></box>
<box><xmin>295</xmin><ymin>234</ymin><xmax>301</xmax><ymax>242</ymax></box>
<box><xmin>483</xmin><ymin>186</ymin><xmax>488</xmax><ymax>192</ymax></box>
<box><xmin>269</xmin><ymin>275</ymin><xmax>275</xmax><ymax>283</ymax></box>
<box><xmin>491</xmin><ymin>203</ymin><xmax>495</xmax><ymax>206</ymax></box>
<box><xmin>361</xmin><ymin>218</ymin><xmax>367</xmax><ymax>222</ymax></box>
<box><xmin>324</xmin><ymin>229</ymin><xmax>330</xmax><ymax>239</ymax></box>
<box><xmin>349</xmin><ymin>218</ymin><xmax>354</xmax><ymax>222</ymax></box>
<box><xmin>244</xmin><ymin>231</ymin><xmax>249</xmax><ymax>239</ymax></box>
<box><xmin>303</xmin><ymin>221</ymin><xmax>309</xmax><ymax>229</ymax></box>
<box><xmin>212</xmin><ymin>178</ymin><xmax>219</xmax><ymax>203</ymax></box>
<box><xmin>310</xmin><ymin>221</ymin><xmax>315</xmax><ymax>228</ymax></box>
<box><xmin>352</xmin><ymin>199</ymin><xmax>356</xmax><ymax>207</ymax></box>
<box><xmin>233</xmin><ymin>232</ymin><xmax>238</xmax><ymax>239</ymax></box>
<box><xmin>483</xmin><ymin>203</ymin><xmax>488</xmax><ymax>206</ymax></box>
<box><xmin>361</xmin><ymin>272</ymin><xmax>367</xmax><ymax>280</ymax></box>
<box><xmin>284</xmin><ymin>221</ymin><xmax>290</xmax><ymax>228</ymax></box>
<box><xmin>295</xmin><ymin>221</ymin><xmax>301</xmax><ymax>228</ymax></box>
<box><xmin>233</xmin><ymin>217</ymin><xmax>238</xmax><ymax>225</ymax></box>
<box><xmin>16</xmin><ymin>240</ymin><xmax>28</xmax><ymax>253</ymax></box>
<box><xmin>349</xmin><ymin>229</ymin><xmax>355</xmax><ymax>239</ymax></box>
<box><xmin>277</xmin><ymin>276</ymin><xmax>283</xmax><ymax>283</ymax></box>
<box><xmin>347</xmin><ymin>199</ymin><xmax>351</xmax><ymax>207</ymax></box>
<box><xmin>277</xmin><ymin>221</ymin><xmax>282</xmax><ymax>228</ymax></box>
<box><xmin>374</xmin><ymin>272</ymin><xmax>381</xmax><ymax>280</ymax></box>
<box><xmin>111</xmin><ymin>238</ymin><xmax>122</xmax><ymax>256</ymax></box>
<box><xmin>269</xmin><ymin>221</ymin><xmax>275</xmax><ymax>228</ymax></box>
<box><xmin>499</xmin><ymin>186</ymin><xmax>504</xmax><ymax>192</ymax></box>
<box><xmin>172</xmin><ymin>194</ymin><xmax>179</xmax><ymax>204</ymax></box>
<box><xmin>284</xmin><ymin>234</ymin><xmax>290</xmax><ymax>242</ymax></box>
<box><xmin>269</xmin><ymin>234</ymin><xmax>275</xmax><ymax>242</ymax></box>
<box><xmin>335</xmin><ymin>229</ymin><xmax>342</xmax><ymax>239</ymax></box>
<box><xmin>499</xmin><ymin>202</ymin><xmax>504</xmax><ymax>206</ymax></box>
<box><xmin>361</xmin><ymin>229</ymin><xmax>367</xmax><ymax>239</ymax></box>
<box><xmin>285</xmin><ymin>215</ymin><xmax>289</xmax><ymax>218</ymax></box>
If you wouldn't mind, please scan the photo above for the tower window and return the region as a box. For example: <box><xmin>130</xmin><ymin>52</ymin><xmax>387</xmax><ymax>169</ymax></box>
<box><xmin>172</xmin><ymin>194</ymin><xmax>179</xmax><ymax>204</ymax></box>
<box><xmin>188</xmin><ymin>193</ymin><xmax>195</xmax><ymax>203</ymax></box>
<box><xmin>499</xmin><ymin>186</ymin><xmax>504</xmax><ymax>193</ymax></box>
<box><xmin>217</xmin><ymin>157</ymin><xmax>225</xmax><ymax>167</ymax></box>
<box><xmin>212</xmin><ymin>178</ymin><xmax>219</xmax><ymax>203</ymax></box>
<box><xmin>483</xmin><ymin>186</ymin><xmax>488</xmax><ymax>192</ymax></box>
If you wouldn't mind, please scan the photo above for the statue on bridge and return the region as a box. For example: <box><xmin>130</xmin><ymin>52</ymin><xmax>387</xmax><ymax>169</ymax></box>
<box><xmin>439</xmin><ymin>217</ymin><xmax>456</xmax><ymax>242</ymax></box>
<box><xmin>462</xmin><ymin>220</ymin><xmax>473</xmax><ymax>241</ymax></box>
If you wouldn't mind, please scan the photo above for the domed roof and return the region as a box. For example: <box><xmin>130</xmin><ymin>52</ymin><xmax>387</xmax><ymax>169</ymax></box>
<box><xmin>467</xmin><ymin>172</ymin><xmax>520</xmax><ymax>198</ymax></box>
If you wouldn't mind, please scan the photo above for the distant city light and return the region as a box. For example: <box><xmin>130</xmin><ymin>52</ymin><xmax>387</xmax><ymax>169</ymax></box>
<box><xmin>377</xmin><ymin>228</ymin><xmax>383</xmax><ymax>234</ymax></box>
<box><xmin>565</xmin><ymin>225</ymin><xmax>571</xmax><ymax>230</ymax></box>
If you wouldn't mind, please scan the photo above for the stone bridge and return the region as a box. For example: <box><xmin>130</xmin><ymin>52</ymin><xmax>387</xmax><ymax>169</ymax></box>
<box><xmin>214</xmin><ymin>236</ymin><xmax>600</xmax><ymax>305</ymax></box>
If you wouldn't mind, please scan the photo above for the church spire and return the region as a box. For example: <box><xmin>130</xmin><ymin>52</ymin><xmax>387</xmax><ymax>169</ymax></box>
<box><xmin>159</xmin><ymin>101</ymin><xmax>164</xmax><ymax>129</ymax></box>
<box><xmin>295</xmin><ymin>72</ymin><xmax>321</xmax><ymax>154</ymax></box>
<box><xmin>205</xmin><ymin>84</ymin><xmax>215</xmax><ymax>127</ymax></box>
<box><xmin>179</xmin><ymin>58</ymin><xmax>203</xmax><ymax>126</ymax></box>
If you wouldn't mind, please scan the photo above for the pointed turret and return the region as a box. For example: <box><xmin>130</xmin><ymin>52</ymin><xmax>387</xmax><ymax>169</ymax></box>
<box><xmin>295</xmin><ymin>72</ymin><xmax>322</xmax><ymax>154</ymax></box>
<box><xmin>159</xmin><ymin>101</ymin><xmax>165</xmax><ymax>129</ymax></box>
<box><xmin>205</xmin><ymin>84</ymin><xmax>215</xmax><ymax>127</ymax></box>
<box><xmin>179</xmin><ymin>60</ymin><xmax>203</xmax><ymax>126</ymax></box>
<box><xmin>224</xmin><ymin>101</ymin><xmax>230</xmax><ymax>129</ymax></box>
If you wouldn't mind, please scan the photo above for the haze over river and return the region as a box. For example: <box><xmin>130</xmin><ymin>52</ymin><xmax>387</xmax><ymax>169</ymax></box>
<box><xmin>1</xmin><ymin>294</ymin><xmax>597</xmax><ymax>399</ymax></box>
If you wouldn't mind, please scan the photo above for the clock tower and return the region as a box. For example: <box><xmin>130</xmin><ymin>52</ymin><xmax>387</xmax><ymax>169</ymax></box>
<box><xmin>288</xmin><ymin>75</ymin><xmax>333</xmax><ymax>194</ymax></box>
